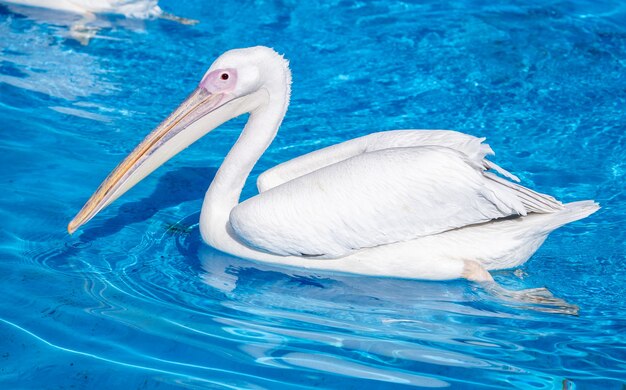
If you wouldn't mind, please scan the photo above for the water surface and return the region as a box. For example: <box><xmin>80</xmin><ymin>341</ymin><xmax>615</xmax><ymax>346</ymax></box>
<box><xmin>1</xmin><ymin>0</ymin><xmax>625</xmax><ymax>388</ymax></box>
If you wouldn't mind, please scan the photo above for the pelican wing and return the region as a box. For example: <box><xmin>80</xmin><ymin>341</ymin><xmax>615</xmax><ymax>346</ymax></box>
<box><xmin>257</xmin><ymin>130</ymin><xmax>519</xmax><ymax>193</ymax></box>
<box><xmin>232</xmin><ymin>144</ymin><xmax>562</xmax><ymax>258</ymax></box>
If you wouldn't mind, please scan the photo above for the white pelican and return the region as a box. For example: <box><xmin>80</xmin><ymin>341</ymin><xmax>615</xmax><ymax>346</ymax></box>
<box><xmin>68</xmin><ymin>46</ymin><xmax>599</xmax><ymax>283</ymax></box>
<box><xmin>0</xmin><ymin>0</ymin><xmax>163</xmax><ymax>18</ymax></box>
<box><xmin>0</xmin><ymin>0</ymin><xmax>196</xmax><ymax>44</ymax></box>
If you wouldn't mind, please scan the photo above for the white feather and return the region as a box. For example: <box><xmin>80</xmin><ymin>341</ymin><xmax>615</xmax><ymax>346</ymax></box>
<box><xmin>232</xmin><ymin>142</ymin><xmax>561</xmax><ymax>258</ymax></box>
<box><xmin>257</xmin><ymin>129</ymin><xmax>511</xmax><ymax>192</ymax></box>
<box><xmin>0</xmin><ymin>0</ymin><xmax>162</xmax><ymax>17</ymax></box>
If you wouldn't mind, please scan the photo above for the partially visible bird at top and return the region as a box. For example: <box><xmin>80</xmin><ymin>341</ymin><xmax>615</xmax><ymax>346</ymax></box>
<box><xmin>0</xmin><ymin>0</ymin><xmax>197</xmax><ymax>44</ymax></box>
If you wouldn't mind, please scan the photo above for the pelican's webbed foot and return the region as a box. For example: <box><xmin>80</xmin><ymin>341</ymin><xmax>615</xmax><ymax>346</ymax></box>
<box><xmin>463</xmin><ymin>260</ymin><xmax>579</xmax><ymax>315</ymax></box>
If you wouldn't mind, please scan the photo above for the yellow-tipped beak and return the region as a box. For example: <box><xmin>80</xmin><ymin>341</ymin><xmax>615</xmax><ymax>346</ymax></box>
<box><xmin>68</xmin><ymin>88</ymin><xmax>229</xmax><ymax>234</ymax></box>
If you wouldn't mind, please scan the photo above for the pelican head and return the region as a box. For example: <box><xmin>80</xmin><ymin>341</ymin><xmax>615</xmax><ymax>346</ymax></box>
<box><xmin>68</xmin><ymin>46</ymin><xmax>291</xmax><ymax>234</ymax></box>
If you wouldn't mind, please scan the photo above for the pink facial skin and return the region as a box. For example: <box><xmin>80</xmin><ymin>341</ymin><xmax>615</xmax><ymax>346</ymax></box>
<box><xmin>200</xmin><ymin>68</ymin><xmax>238</xmax><ymax>94</ymax></box>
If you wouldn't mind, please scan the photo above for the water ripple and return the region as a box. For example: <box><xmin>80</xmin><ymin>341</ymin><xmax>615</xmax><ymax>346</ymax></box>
<box><xmin>1</xmin><ymin>0</ymin><xmax>626</xmax><ymax>388</ymax></box>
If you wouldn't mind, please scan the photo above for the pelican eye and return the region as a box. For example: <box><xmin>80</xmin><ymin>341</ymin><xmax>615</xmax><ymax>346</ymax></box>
<box><xmin>221</xmin><ymin>73</ymin><xmax>229</xmax><ymax>80</ymax></box>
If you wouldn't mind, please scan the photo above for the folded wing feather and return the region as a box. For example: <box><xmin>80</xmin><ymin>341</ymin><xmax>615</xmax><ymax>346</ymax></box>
<box><xmin>233</xmin><ymin>139</ymin><xmax>562</xmax><ymax>258</ymax></box>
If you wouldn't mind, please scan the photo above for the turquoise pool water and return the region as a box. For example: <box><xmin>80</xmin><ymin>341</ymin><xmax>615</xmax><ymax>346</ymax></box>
<box><xmin>1</xmin><ymin>0</ymin><xmax>625</xmax><ymax>388</ymax></box>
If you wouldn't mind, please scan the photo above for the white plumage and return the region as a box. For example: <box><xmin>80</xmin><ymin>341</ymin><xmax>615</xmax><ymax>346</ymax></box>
<box><xmin>0</xmin><ymin>0</ymin><xmax>198</xmax><ymax>45</ymax></box>
<box><xmin>0</xmin><ymin>0</ymin><xmax>162</xmax><ymax>18</ymax></box>
<box><xmin>69</xmin><ymin>46</ymin><xmax>599</xmax><ymax>283</ymax></box>
<box><xmin>237</xmin><ymin>143</ymin><xmax>523</xmax><ymax>257</ymax></box>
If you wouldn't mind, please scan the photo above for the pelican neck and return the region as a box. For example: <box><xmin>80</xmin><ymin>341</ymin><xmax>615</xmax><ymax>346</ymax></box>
<box><xmin>200</xmin><ymin>84</ymin><xmax>290</xmax><ymax>249</ymax></box>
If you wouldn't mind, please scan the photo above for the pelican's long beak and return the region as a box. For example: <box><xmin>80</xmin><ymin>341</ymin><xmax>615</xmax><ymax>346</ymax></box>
<box><xmin>68</xmin><ymin>87</ymin><xmax>249</xmax><ymax>234</ymax></box>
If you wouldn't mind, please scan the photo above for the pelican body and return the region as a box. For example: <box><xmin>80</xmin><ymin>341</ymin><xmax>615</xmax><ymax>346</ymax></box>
<box><xmin>0</xmin><ymin>0</ymin><xmax>162</xmax><ymax>18</ymax></box>
<box><xmin>68</xmin><ymin>47</ymin><xmax>598</xmax><ymax>282</ymax></box>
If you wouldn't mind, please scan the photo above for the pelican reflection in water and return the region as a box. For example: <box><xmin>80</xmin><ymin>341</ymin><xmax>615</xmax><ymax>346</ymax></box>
<box><xmin>68</xmin><ymin>47</ymin><xmax>598</xmax><ymax>305</ymax></box>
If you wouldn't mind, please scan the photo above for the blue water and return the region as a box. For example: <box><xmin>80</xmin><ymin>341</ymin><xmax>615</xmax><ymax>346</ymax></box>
<box><xmin>1</xmin><ymin>0</ymin><xmax>625</xmax><ymax>388</ymax></box>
